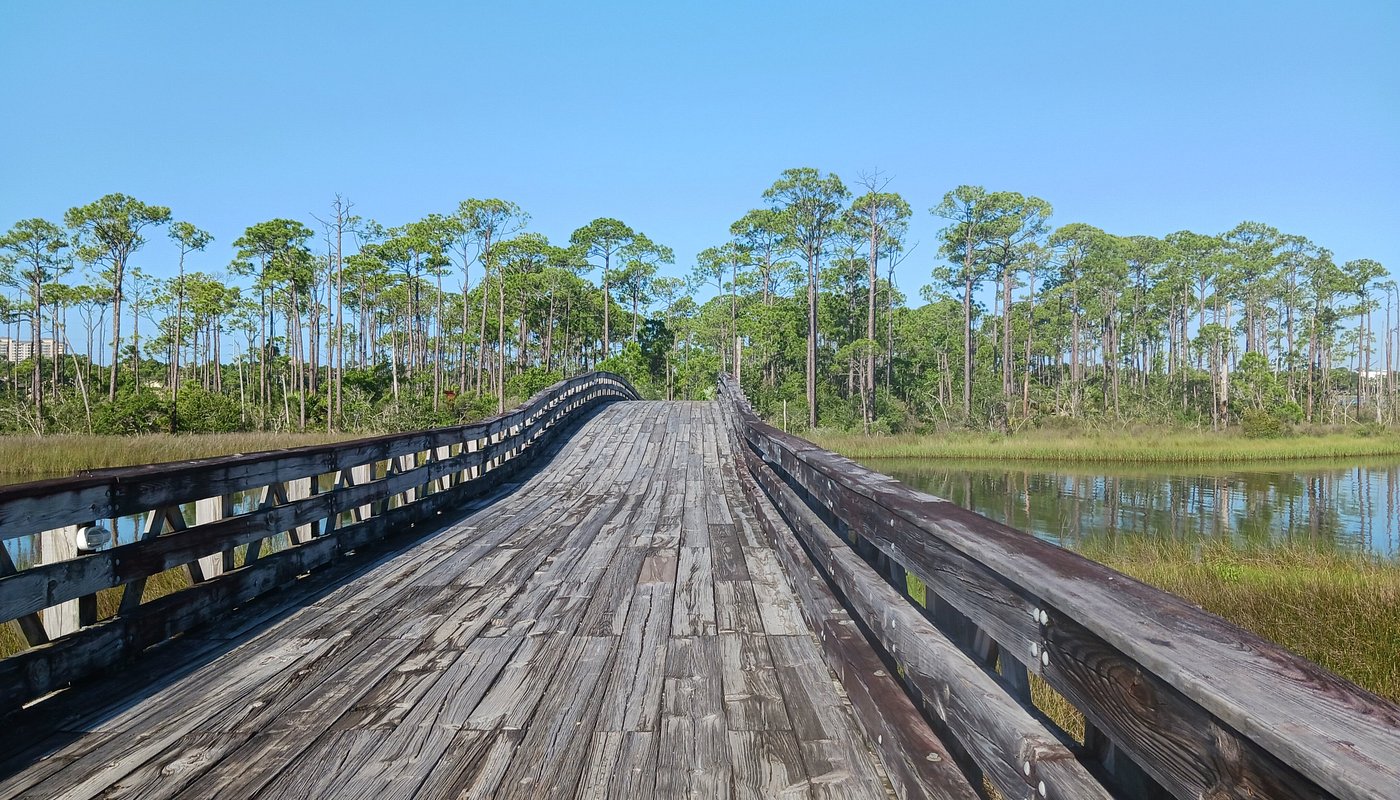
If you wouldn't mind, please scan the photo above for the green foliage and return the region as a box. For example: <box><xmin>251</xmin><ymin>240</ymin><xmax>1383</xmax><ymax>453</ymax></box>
<box><xmin>597</xmin><ymin>342</ymin><xmax>656</xmax><ymax>398</ymax></box>
<box><xmin>174</xmin><ymin>386</ymin><xmax>242</xmax><ymax>432</ymax></box>
<box><xmin>448</xmin><ymin>392</ymin><xmax>501</xmax><ymax>424</ymax></box>
<box><xmin>506</xmin><ymin>367</ymin><xmax>564</xmax><ymax>401</ymax></box>
<box><xmin>637</xmin><ymin>318</ymin><xmax>673</xmax><ymax>382</ymax></box>
<box><xmin>1</xmin><ymin>172</ymin><xmax>1394</xmax><ymax>445</ymax></box>
<box><xmin>92</xmin><ymin>392</ymin><xmax>169</xmax><ymax>435</ymax></box>
<box><xmin>1240</xmin><ymin>409</ymin><xmax>1286</xmax><ymax>439</ymax></box>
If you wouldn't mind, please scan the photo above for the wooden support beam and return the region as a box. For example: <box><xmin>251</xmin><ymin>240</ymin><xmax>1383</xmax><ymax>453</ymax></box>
<box><xmin>193</xmin><ymin>495</ymin><xmax>234</xmax><ymax>582</ymax></box>
<box><xmin>39</xmin><ymin>526</ymin><xmax>79</xmax><ymax>640</ymax></box>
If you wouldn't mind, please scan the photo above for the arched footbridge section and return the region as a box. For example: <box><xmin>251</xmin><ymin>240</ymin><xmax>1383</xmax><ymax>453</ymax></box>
<box><xmin>0</xmin><ymin>372</ymin><xmax>1396</xmax><ymax>798</ymax></box>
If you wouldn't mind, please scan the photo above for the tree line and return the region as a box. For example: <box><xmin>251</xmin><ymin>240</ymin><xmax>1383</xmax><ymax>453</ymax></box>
<box><xmin>0</xmin><ymin>173</ymin><xmax>1393</xmax><ymax>437</ymax></box>
<box><xmin>691</xmin><ymin>170</ymin><xmax>1395</xmax><ymax>437</ymax></box>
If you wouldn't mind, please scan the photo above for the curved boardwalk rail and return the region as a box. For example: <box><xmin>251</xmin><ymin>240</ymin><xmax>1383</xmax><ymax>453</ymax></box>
<box><xmin>720</xmin><ymin>374</ymin><xmax>1400</xmax><ymax>800</ymax></box>
<box><xmin>0</xmin><ymin>372</ymin><xmax>1395</xmax><ymax>798</ymax></box>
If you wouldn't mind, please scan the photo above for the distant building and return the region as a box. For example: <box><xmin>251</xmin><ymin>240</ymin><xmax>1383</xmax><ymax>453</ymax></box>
<box><xmin>0</xmin><ymin>337</ymin><xmax>65</xmax><ymax>361</ymax></box>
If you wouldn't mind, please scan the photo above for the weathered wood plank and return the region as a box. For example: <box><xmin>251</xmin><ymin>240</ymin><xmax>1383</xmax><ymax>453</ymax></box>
<box><xmin>0</xmin><ymin>397</ymin><xmax>933</xmax><ymax>800</ymax></box>
<box><xmin>719</xmin><ymin>372</ymin><xmax>1400</xmax><ymax>800</ymax></box>
<box><xmin>747</xmin><ymin>445</ymin><xmax>1110</xmax><ymax>800</ymax></box>
<box><xmin>598</xmin><ymin>583</ymin><xmax>673</xmax><ymax>732</ymax></box>
<box><xmin>729</xmin><ymin>730</ymin><xmax>809</xmax><ymax>800</ymax></box>
<box><xmin>719</xmin><ymin>633</ymin><xmax>790</xmax><ymax>731</ymax></box>
<box><xmin>673</xmin><ymin>546</ymin><xmax>717</xmax><ymax>636</ymax></box>
<box><xmin>737</xmin><ymin>447</ymin><xmax>978</xmax><ymax>800</ymax></box>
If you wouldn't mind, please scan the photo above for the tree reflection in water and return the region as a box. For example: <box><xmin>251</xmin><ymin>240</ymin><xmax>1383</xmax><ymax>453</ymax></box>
<box><xmin>873</xmin><ymin>459</ymin><xmax>1400</xmax><ymax>558</ymax></box>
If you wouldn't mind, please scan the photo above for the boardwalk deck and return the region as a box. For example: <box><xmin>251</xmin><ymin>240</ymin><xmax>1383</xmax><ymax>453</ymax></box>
<box><xmin>6</xmin><ymin>381</ymin><xmax>1395</xmax><ymax>799</ymax></box>
<box><xmin>0</xmin><ymin>402</ymin><xmax>904</xmax><ymax>800</ymax></box>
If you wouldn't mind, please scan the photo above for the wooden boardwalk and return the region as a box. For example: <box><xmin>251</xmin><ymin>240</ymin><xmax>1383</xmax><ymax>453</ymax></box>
<box><xmin>4</xmin><ymin>374</ymin><xmax>1398</xmax><ymax>799</ymax></box>
<box><xmin>0</xmin><ymin>402</ymin><xmax>899</xmax><ymax>799</ymax></box>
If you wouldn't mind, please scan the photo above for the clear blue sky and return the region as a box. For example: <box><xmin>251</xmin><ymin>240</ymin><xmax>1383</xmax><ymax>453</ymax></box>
<box><xmin>3</xmin><ymin>0</ymin><xmax>1396</xmax><ymax>301</ymax></box>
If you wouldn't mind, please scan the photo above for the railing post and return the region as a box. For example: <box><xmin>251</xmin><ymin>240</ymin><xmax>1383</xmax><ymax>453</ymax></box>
<box><xmin>434</xmin><ymin>445</ymin><xmax>453</xmax><ymax>492</ymax></box>
<box><xmin>38</xmin><ymin>525</ymin><xmax>80</xmax><ymax>639</ymax></box>
<box><xmin>395</xmin><ymin>453</ymin><xmax>418</xmax><ymax>504</ymax></box>
<box><xmin>194</xmin><ymin>495</ymin><xmax>235</xmax><ymax>580</ymax></box>
<box><xmin>285</xmin><ymin>477</ymin><xmax>319</xmax><ymax>543</ymax></box>
<box><xmin>466</xmin><ymin>438</ymin><xmax>480</xmax><ymax>480</ymax></box>
<box><xmin>352</xmin><ymin>463</ymin><xmax>374</xmax><ymax>520</ymax></box>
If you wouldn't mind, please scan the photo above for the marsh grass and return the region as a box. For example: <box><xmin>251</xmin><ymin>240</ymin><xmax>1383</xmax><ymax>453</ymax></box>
<box><xmin>813</xmin><ymin>428</ymin><xmax>1400</xmax><ymax>463</ymax></box>
<box><xmin>908</xmin><ymin>539</ymin><xmax>1400</xmax><ymax>750</ymax></box>
<box><xmin>1083</xmin><ymin>539</ymin><xmax>1400</xmax><ymax>703</ymax></box>
<box><xmin>0</xmin><ymin>432</ymin><xmax>354</xmax><ymax>481</ymax></box>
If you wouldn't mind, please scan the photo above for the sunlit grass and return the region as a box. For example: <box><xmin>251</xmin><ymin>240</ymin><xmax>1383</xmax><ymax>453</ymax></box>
<box><xmin>813</xmin><ymin>428</ymin><xmax>1400</xmax><ymax>463</ymax></box>
<box><xmin>0</xmin><ymin>432</ymin><xmax>354</xmax><ymax>480</ymax></box>
<box><xmin>1080</xmin><ymin>538</ymin><xmax>1400</xmax><ymax>703</ymax></box>
<box><xmin>903</xmin><ymin>539</ymin><xmax>1400</xmax><ymax>751</ymax></box>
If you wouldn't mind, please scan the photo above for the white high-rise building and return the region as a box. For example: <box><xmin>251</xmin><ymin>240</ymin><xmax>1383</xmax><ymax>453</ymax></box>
<box><xmin>0</xmin><ymin>337</ymin><xmax>65</xmax><ymax>361</ymax></box>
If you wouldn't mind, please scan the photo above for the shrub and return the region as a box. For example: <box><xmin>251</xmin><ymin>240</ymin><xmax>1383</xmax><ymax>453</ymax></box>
<box><xmin>174</xmin><ymin>387</ymin><xmax>243</xmax><ymax>432</ymax></box>
<box><xmin>505</xmin><ymin>368</ymin><xmax>563</xmax><ymax>401</ymax></box>
<box><xmin>1274</xmin><ymin>401</ymin><xmax>1305</xmax><ymax>425</ymax></box>
<box><xmin>92</xmin><ymin>392</ymin><xmax>169</xmax><ymax>435</ymax></box>
<box><xmin>1240</xmin><ymin>408</ymin><xmax>1286</xmax><ymax>439</ymax></box>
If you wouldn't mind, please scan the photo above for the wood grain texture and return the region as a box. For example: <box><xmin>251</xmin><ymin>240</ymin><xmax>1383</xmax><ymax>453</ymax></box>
<box><xmin>0</xmin><ymin>399</ymin><xmax>898</xmax><ymax>800</ymax></box>
<box><xmin>719</xmin><ymin>373</ymin><xmax>1400</xmax><ymax>800</ymax></box>
<box><xmin>0</xmin><ymin>372</ymin><xmax>637</xmax><ymax>712</ymax></box>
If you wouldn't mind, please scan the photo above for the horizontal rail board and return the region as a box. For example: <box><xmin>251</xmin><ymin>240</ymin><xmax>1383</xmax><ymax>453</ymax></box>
<box><xmin>0</xmin><ymin>376</ymin><xmax>632</xmax><ymax>540</ymax></box>
<box><xmin>741</xmin><ymin>437</ymin><xmax>1111</xmax><ymax>800</ymax></box>
<box><xmin>733</xmin><ymin>436</ymin><xmax>980</xmax><ymax>800</ymax></box>
<box><xmin>718</xmin><ymin>375</ymin><xmax>1400</xmax><ymax>800</ymax></box>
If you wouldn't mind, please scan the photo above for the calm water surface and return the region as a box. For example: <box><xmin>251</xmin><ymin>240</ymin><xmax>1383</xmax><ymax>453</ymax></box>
<box><xmin>10</xmin><ymin>460</ymin><xmax>1400</xmax><ymax>566</ymax></box>
<box><xmin>5</xmin><ymin>472</ymin><xmax>346</xmax><ymax>569</ymax></box>
<box><xmin>868</xmin><ymin>458</ymin><xmax>1400</xmax><ymax>558</ymax></box>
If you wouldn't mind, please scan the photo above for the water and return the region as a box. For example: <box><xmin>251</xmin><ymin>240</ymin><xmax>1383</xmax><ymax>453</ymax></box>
<box><xmin>869</xmin><ymin>458</ymin><xmax>1400</xmax><ymax>558</ymax></box>
<box><xmin>9</xmin><ymin>459</ymin><xmax>1400</xmax><ymax>566</ymax></box>
<box><xmin>4</xmin><ymin>472</ymin><xmax>356</xmax><ymax>570</ymax></box>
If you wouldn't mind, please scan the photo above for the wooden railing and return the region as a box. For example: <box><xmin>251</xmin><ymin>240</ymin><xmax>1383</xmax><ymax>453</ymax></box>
<box><xmin>0</xmin><ymin>371</ymin><xmax>638</xmax><ymax>714</ymax></box>
<box><xmin>719</xmin><ymin>375</ymin><xmax>1400</xmax><ymax>800</ymax></box>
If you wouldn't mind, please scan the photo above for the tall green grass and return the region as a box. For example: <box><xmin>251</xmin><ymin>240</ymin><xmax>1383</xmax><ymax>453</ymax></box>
<box><xmin>909</xmin><ymin>540</ymin><xmax>1400</xmax><ymax>749</ymax></box>
<box><xmin>1083</xmin><ymin>539</ymin><xmax>1400</xmax><ymax>702</ymax></box>
<box><xmin>813</xmin><ymin>428</ymin><xmax>1400</xmax><ymax>463</ymax></box>
<box><xmin>0</xmin><ymin>432</ymin><xmax>354</xmax><ymax>480</ymax></box>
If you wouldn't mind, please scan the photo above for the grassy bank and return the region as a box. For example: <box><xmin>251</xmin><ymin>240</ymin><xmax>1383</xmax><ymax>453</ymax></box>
<box><xmin>907</xmin><ymin>540</ymin><xmax>1400</xmax><ymax>744</ymax></box>
<box><xmin>1085</xmin><ymin>540</ymin><xmax>1400</xmax><ymax>702</ymax></box>
<box><xmin>813</xmin><ymin>428</ymin><xmax>1400</xmax><ymax>463</ymax></box>
<box><xmin>0</xmin><ymin>432</ymin><xmax>356</xmax><ymax>480</ymax></box>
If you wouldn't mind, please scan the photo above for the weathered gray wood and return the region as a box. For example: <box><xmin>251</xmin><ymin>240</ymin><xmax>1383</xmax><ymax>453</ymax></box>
<box><xmin>719</xmin><ymin>374</ymin><xmax>1400</xmax><ymax>800</ymax></box>
<box><xmin>0</xmin><ymin>372</ymin><xmax>638</xmax><ymax>541</ymax></box>
<box><xmin>673</xmin><ymin>546</ymin><xmax>717</xmax><ymax>636</ymax></box>
<box><xmin>38</xmin><ymin>524</ymin><xmax>79</xmax><ymax>639</ymax></box>
<box><xmin>192</xmin><ymin>494</ymin><xmax>233</xmax><ymax>581</ymax></box>
<box><xmin>0</xmin><ymin>411</ymin><xmax>541</xmax><ymax>625</ymax></box>
<box><xmin>737</xmin><ymin>444</ymin><xmax>979</xmax><ymax>800</ymax></box>
<box><xmin>285</xmin><ymin>474</ymin><xmax>319</xmax><ymax>544</ymax></box>
<box><xmin>0</xmin><ymin>397</ymin><xmax>916</xmax><ymax>800</ymax></box>
<box><xmin>0</xmin><ymin>374</ymin><xmax>637</xmax><ymax>713</ymax></box>
<box><xmin>747</xmin><ymin>441</ymin><xmax>1109</xmax><ymax>800</ymax></box>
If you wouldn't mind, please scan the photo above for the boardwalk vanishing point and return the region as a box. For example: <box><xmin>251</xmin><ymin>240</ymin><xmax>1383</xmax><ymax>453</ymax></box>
<box><xmin>0</xmin><ymin>372</ymin><xmax>1397</xmax><ymax>799</ymax></box>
